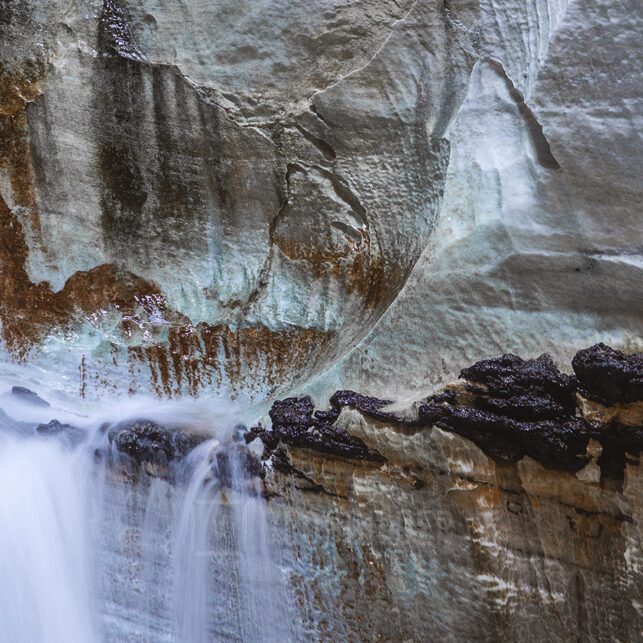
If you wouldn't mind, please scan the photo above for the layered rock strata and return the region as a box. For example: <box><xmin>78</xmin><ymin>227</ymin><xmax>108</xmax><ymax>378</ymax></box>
<box><xmin>243</xmin><ymin>344</ymin><xmax>642</xmax><ymax>640</ymax></box>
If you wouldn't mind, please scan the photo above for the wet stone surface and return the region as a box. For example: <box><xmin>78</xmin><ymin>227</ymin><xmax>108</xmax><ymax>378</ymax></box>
<box><xmin>108</xmin><ymin>420</ymin><xmax>210</xmax><ymax>467</ymax></box>
<box><xmin>36</xmin><ymin>419</ymin><xmax>86</xmax><ymax>447</ymax></box>
<box><xmin>418</xmin><ymin>398</ymin><xmax>592</xmax><ymax>472</ymax></box>
<box><xmin>10</xmin><ymin>386</ymin><xmax>50</xmax><ymax>408</ymax></box>
<box><xmin>254</xmin><ymin>395</ymin><xmax>386</xmax><ymax>462</ymax></box>
<box><xmin>214</xmin><ymin>444</ymin><xmax>264</xmax><ymax>487</ymax></box>
<box><xmin>460</xmin><ymin>352</ymin><xmax>577</xmax><ymax>416</ymax></box>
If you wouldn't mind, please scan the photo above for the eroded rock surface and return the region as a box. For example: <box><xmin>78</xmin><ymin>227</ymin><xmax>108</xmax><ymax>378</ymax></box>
<box><xmin>255</xmin><ymin>347</ymin><xmax>642</xmax><ymax>478</ymax></box>
<box><xmin>1</xmin><ymin>1</ymin><xmax>639</xmax><ymax>399</ymax></box>
<box><xmin>245</xmin><ymin>345</ymin><xmax>643</xmax><ymax>640</ymax></box>
<box><xmin>107</xmin><ymin>419</ymin><xmax>210</xmax><ymax>470</ymax></box>
<box><xmin>573</xmin><ymin>343</ymin><xmax>643</xmax><ymax>407</ymax></box>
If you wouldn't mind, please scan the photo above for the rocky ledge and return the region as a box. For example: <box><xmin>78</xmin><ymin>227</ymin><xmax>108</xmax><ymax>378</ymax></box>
<box><xmin>248</xmin><ymin>344</ymin><xmax>643</xmax><ymax>484</ymax></box>
<box><xmin>246</xmin><ymin>344</ymin><xmax>642</xmax><ymax>640</ymax></box>
<box><xmin>104</xmin><ymin>420</ymin><xmax>211</xmax><ymax>479</ymax></box>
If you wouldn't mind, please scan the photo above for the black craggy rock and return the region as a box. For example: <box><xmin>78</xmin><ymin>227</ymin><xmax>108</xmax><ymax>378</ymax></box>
<box><xmin>265</xmin><ymin>395</ymin><xmax>385</xmax><ymax>462</ymax></box>
<box><xmin>480</xmin><ymin>393</ymin><xmax>568</xmax><ymax>422</ymax></box>
<box><xmin>321</xmin><ymin>390</ymin><xmax>424</xmax><ymax>427</ymax></box>
<box><xmin>244</xmin><ymin>424</ymin><xmax>279</xmax><ymax>452</ymax></box>
<box><xmin>460</xmin><ymin>353</ymin><xmax>577</xmax><ymax>414</ymax></box>
<box><xmin>572</xmin><ymin>343</ymin><xmax>643</xmax><ymax>406</ymax></box>
<box><xmin>250</xmin><ymin>344</ymin><xmax>640</xmax><ymax>479</ymax></box>
<box><xmin>418</xmin><ymin>395</ymin><xmax>592</xmax><ymax>472</ymax></box>
<box><xmin>36</xmin><ymin>419</ymin><xmax>86</xmax><ymax>446</ymax></box>
<box><xmin>108</xmin><ymin>420</ymin><xmax>209</xmax><ymax>466</ymax></box>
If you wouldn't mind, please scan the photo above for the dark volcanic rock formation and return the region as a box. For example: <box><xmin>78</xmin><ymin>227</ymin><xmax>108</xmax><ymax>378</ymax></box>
<box><xmin>572</xmin><ymin>343</ymin><xmax>643</xmax><ymax>406</ymax></box>
<box><xmin>252</xmin><ymin>345</ymin><xmax>642</xmax><ymax>478</ymax></box>
<box><xmin>108</xmin><ymin>419</ymin><xmax>209</xmax><ymax>468</ymax></box>
<box><xmin>460</xmin><ymin>353</ymin><xmax>577</xmax><ymax>415</ymax></box>
<box><xmin>255</xmin><ymin>344</ymin><xmax>643</xmax><ymax>642</ymax></box>
<box><xmin>419</xmin><ymin>399</ymin><xmax>591</xmax><ymax>472</ymax></box>
<box><xmin>263</xmin><ymin>396</ymin><xmax>385</xmax><ymax>462</ymax></box>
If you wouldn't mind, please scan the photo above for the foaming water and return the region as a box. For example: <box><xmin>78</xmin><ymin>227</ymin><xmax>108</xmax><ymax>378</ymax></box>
<box><xmin>0</xmin><ymin>390</ymin><xmax>297</xmax><ymax>642</ymax></box>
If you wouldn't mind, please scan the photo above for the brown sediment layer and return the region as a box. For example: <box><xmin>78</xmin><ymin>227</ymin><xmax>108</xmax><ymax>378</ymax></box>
<box><xmin>1</xmin><ymin>187</ymin><xmax>333</xmax><ymax>392</ymax></box>
<box><xmin>274</xmin><ymin>236</ymin><xmax>387</xmax><ymax>306</ymax></box>
<box><xmin>0</xmin><ymin>184</ymin><xmax>163</xmax><ymax>356</ymax></box>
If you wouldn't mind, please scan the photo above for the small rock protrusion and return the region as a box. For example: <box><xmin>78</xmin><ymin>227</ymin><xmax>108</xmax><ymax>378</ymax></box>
<box><xmin>36</xmin><ymin>419</ymin><xmax>86</xmax><ymax>446</ymax></box>
<box><xmin>572</xmin><ymin>343</ymin><xmax>643</xmax><ymax>406</ymax></box>
<box><xmin>108</xmin><ymin>419</ymin><xmax>210</xmax><ymax>467</ymax></box>
<box><xmin>11</xmin><ymin>386</ymin><xmax>50</xmax><ymax>408</ymax></box>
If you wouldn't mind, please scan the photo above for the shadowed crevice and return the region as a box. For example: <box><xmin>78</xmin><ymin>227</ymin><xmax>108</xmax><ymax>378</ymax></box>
<box><xmin>486</xmin><ymin>58</ymin><xmax>561</xmax><ymax>170</ymax></box>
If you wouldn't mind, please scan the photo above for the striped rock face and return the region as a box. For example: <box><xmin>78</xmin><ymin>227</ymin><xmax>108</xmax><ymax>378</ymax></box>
<box><xmin>0</xmin><ymin>0</ymin><xmax>459</xmax><ymax>397</ymax></box>
<box><xmin>1</xmin><ymin>0</ymin><xmax>641</xmax><ymax>401</ymax></box>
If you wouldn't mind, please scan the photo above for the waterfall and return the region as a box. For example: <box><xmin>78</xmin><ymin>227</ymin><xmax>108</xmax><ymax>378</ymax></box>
<box><xmin>173</xmin><ymin>442</ymin><xmax>296</xmax><ymax>642</ymax></box>
<box><xmin>0</xmin><ymin>428</ymin><xmax>97</xmax><ymax>643</ymax></box>
<box><xmin>0</xmin><ymin>393</ymin><xmax>297</xmax><ymax>642</ymax></box>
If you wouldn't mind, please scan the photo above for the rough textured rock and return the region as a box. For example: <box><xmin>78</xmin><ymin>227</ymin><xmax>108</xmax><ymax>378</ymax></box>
<box><xmin>107</xmin><ymin>419</ymin><xmax>209</xmax><ymax>470</ymax></box>
<box><xmin>573</xmin><ymin>343</ymin><xmax>643</xmax><ymax>406</ymax></box>
<box><xmin>264</xmin><ymin>395</ymin><xmax>385</xmax><ymax>462</ymax></box>
<box><xmin>255</xmin><ymin>345</ymin><xmax>643</xmax><ymax>485</ymax></box>
<box><xmin>245</xmin><ymin>346</ymin><xmax>643</xmax><ymax>640</ymax></box>
<box><xmin>1</xmin><ymin>1</ymin><xmax>639</xmax><ymax>399</ymax></box>
<box><xmin>0</xmin><ymin>1</ymin><xmax>642</xmax><ymax>639</ymax></box>
<box><xmin>261</xmin><ymin>417</ymin><xmax>642</xmax><ymax>642</ymax></box>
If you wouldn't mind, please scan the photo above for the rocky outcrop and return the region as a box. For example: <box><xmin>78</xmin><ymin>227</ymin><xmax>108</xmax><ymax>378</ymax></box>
<box><xmin>247</xmin><ymin>345</ymin><xmax>642</xmax><ymax>640</ymax></box>
<box><xmin>107</xmin><ymin>419</ymin><xmax>210</xmax><ymax>471</ymax></box>
<box><xmin>262</xmin><ymin>395</ymin><xmax>385</xmax><ymax>462</ymax></box>
<box><xmin>573</xmin><ymin>343</ymin><xmax>643</xmax><ymax>407</ymax></box>
<box><xmin>1</xmin><ymin>1</ymin><xmax>641</xmax><ymax>638</ymax></box>
<box><xmin>0</xmin><ymin>344</ymin><xmax>637</xmax><ymax>640</ymax></box>
<box><xmin>1</xmin><ymin>1</ymin><xmax>640</xmax><ymax>398</ymax></box>
<box><xmin>36</xmin><ymin>419</ymin><xmax>86</xmax><ymax>447</ymax></box>
<box><xmin>253</xmin><ymin>346</ymin><xmax>642</xmax><ymax>480</ymax></box>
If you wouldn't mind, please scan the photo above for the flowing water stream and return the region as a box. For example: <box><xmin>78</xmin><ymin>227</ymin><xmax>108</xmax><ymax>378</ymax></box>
<box><xmin>0</xmin><ymin>392</ymin><xmax>296</xmax><ymax>642</ymax></box>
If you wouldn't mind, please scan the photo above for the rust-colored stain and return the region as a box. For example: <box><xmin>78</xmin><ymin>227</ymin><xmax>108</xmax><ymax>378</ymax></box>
<box><xmin>131</xmin><ymin>324</ymin><xmax>334</xmax><ymax>397</ymax></box>
<box><xmin>1</xmin><ymin>159</ymin><xmax>334</xmax><ymax>393</ymax></box>
<box><xmin>0</xmin><ymin>63</ymin><xmax>361</xmax><ymax>395</ymax></box>
<box><xmin>274</xmin><ymin>235</ymin><xmax>388</xmax><ymax>310</ymax></box>
<box><xmin>1</xmin><ymin>65</ymin><xmax>162</xmax><ymax>356</ymax></box>
<box><xmin>0</xmin><ymin>125</ymin><xmax>333</xmax><ymax>396</ymax></box>
<box><xmin>0</xmin><ymin>184</ymin><xmax>161</xmax><ymax>356</ymax></box>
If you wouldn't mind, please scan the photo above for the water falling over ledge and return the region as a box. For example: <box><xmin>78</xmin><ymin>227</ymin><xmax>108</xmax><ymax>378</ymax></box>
<box><xmin>0</xmin><ymin>392</ymin><xmax>298</xmax><ymax>643</ymax></box>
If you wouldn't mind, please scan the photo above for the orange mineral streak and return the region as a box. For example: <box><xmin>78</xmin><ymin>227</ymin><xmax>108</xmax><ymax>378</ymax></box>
<box><xmin>0</xmin><ymin>64</ymin><xmax>44</xmax><ymax>242</ymax></box>
<box><xmin>1</xmin><ymin>188</ymin><xmax>334</xmax><ymax>392</ymax></box>
<box><xmin>0</xmin><ymin>187</ymin><xmax>163</xmax><ymax>356</ymax></box>
<box><xmin>131</xmin><ymin>323</ymin><xmax>335</xmax><ymax>398</ymax></box>
<box><xmin>274</xmin><ymin>232</ymin><xmax>390</xmax><ymax>312</ymax></box>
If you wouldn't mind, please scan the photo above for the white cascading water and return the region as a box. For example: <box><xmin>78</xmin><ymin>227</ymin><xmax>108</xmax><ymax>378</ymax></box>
<box><xmin>0</xmin><ymin>390</ymin><xmax>297</xmax><ymax>642</ymax></box>
<box><xmin>0</xmin><ymin>430</ymin><xmax>97</xmax><ymax>643</ymax></box>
